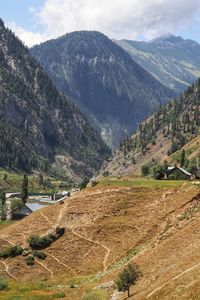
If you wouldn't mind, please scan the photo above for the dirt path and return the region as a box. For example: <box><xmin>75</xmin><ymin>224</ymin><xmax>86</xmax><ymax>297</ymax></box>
<box><xmin>0</xmin><ymin>238</ymin><xmax>15</xmax><ymax>246</ymax></box>
<box><xmin>1</xmin><ymin>261</ymin><xmax>17</xmax><ymax>280</ymax></box>
<box><xmin>46</xmin><ymin>252</ymin><xmax>77</xmax><ymax>276</ymax></box>
<box><xmin>40</xmin><ymin>211</ymin><xmax>53</xmax><ymax>225</ymax></box>
<box><xmin>35</xmin><ymin>258</ymin><xmax>54</xmax><ymax>279</ymax></box>
<box><xmin>71</xmin><ymin>229</ymin><xmax>110</xmax><ymax>272</ymax></box>
<box><xmin>146</xmin><ymin>261</ymin><xmax>200</xmax><ymax>298</ymax></box>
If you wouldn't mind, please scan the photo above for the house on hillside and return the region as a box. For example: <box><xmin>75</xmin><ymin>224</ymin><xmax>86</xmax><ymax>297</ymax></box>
<box><xmin>164</xmin><ymin>167</ymin><xmax>192</xmax><ymax>180</ymax></box>
<box><xmin>12</xmin><ymin>203</ymin><xmax>47</xmax><ymax>220</ymax></box>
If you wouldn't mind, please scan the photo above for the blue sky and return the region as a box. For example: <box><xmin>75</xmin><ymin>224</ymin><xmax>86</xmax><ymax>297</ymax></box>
<box><xmin>1</xmin><ymin>0</ymin><xmax>200</xmax><ymax>46</ymax></box>
<box><xmin>1</xmin><ymin>1</ymin><xmax>43</xmax><ymax>32</ymax></box>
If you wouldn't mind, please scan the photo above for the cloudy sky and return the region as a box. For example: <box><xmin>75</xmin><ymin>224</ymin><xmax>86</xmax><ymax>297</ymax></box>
<box><xmin>1</xmin><ymin>0</ymin><xmax>200</xmax><ymax>47</ymax></box>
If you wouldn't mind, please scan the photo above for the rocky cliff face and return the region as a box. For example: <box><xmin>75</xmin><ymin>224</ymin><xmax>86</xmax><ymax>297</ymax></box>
<box><xmin>30</xmin><ymin>31</ymin><xmax>174</xmax><ymax>147</ymax></box>
<box><xmin>0</xmin><ymin>20</ymin><xmax>110</xmax><ymax>181</ymax></box>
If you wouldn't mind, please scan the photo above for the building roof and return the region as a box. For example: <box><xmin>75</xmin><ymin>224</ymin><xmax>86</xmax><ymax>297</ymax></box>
<box><xmin>25</xmin><ymin>203</ymin><xmax>48</xmax><ymax>212</ymax></box>
<box><xmin>167</xmin><ymin>167</ymin><xmax>192</xmax><ymax>176</ymax></box>
<box><xmin>6</xmin><ymin>192</ymin><xmax>21</xmax><ymax>199</ymax></box>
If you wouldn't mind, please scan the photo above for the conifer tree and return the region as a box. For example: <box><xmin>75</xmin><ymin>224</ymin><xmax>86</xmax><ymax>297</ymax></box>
<box><xmin>21</xmin><ymin>175</ymin><xmax>28</xmax><ymax>204</ymax></box>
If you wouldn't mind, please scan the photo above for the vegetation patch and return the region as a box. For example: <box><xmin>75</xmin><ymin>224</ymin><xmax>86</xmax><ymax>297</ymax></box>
<box><xmin>0</xmin><ymin>245</ymin><xmax>23</xmax><ymax>259</ymax></box>
<box><xmin>26</xmin><ymin>255</ymin><xmax>35</xmax><ymax>266</ymax></box>
<box><xmin>28</xmin><ymin>227</ymin><xmax>65</xmax><ymax>250</ymax></box>
<box><xmin>28</xmin><ymin>235</ymin><xmax>52</xmax><ymax>250</ymax></box>
<box><xmin>33</xmin><ymin>251</ymin><xmax>47</xmax><ymax>260</ymax></box>
<box><xmin>178</xmin><ymin>203</ymin><xmax>200</xmax><ymax>221</ymax></box>
<box><xmin>0</xmin><ymin>277</ymin><xmax>8</xmax><ymax>291</ymax></box>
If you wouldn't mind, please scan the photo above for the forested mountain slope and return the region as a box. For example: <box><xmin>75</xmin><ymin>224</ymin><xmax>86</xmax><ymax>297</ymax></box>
<box><xmin>116</xmin><ymin>35</ymin><xmax>200</xmax><ymax>94</ymax></box>
<box><xmin>0</xmin><ymin>20</ymin><xmax>109</xmax><ymax>181</ymax></box>
<box><xmin>30</xmin><ymin>31</ymin><xmax>174</xmax><ymax>147</ymax></box>
<box><xmin>100</xmin><ymin>78</ymin><xmax>200</xmax><ymax>176</ymax></box>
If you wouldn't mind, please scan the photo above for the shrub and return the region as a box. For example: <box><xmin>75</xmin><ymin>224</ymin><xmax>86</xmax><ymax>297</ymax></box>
<box><xmin>28</xmin><ymin>235</ymin><xmax>51</xmax><ymax>250</ymax></box>
<box><xmin>141</xmin><ymin>164</ymin><xmax>150</xmax><ymax>176</ymax></box>
<box><xmin>0</xmin><ymin>277</ymin><xmax>8</xmax><ymax>291</ymax></box>
<box><xmin>11</xmin><ymin>198</ymin><xmax>23</xmax><ymax>212</ymax></box>
<box><xmin>102</xmin><ymin>171</ymin><xmax>109</xmax><ymax>177</ymax></box>
<box><xmin>26</xmin><ymin>255</ymin><xmax>34</xmax><ymax>266</ymax></box>
<box><xmin>33</xmin><ymin>251</ymin><xmax>47</xmax><ymax>260</ymax></box>
<box><xmin>0</xmin><ymin>245</ymin><xmax>23</xmax><ymax>259</ymax></box>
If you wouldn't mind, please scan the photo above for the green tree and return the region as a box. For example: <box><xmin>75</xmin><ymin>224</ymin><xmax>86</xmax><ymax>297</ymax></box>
<box><xmin>80</xmin><ymin>177</ymin><xmax>89</xmax><ymax>190</ymax></box>
<box><xmin>115</xmin><ymin>264</ymin><xmax>140</xmax><ymax>297</ymax></box>
<box><xmin>38</xmin><ymin>173</ymin><xmax>44</xmax><ymax>186</ymax></box>
<box><xmin>141</xmin><ymin>165</ymin><xmax>150</xmax><ymax>176</ymax></box>
<box><xmin>0</xmin><ymin>190</ymin><xmax>6</xmax><ymax>221</ymax></box>
<box><xmin>180</xmin><ymin>149</ymin><xmax>186</xmax><ymax>167</ymax></box>
<box><xmin>21</xmin><ymin>175</ymin><xmax>28</xmax><ymax>204</ymax></box>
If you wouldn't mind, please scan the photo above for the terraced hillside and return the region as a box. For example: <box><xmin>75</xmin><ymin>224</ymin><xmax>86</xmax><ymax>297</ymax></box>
<box><xmin>1</xmin><ymin>179</ymin><xmax>200</xmax><ymax>299</ymax></box>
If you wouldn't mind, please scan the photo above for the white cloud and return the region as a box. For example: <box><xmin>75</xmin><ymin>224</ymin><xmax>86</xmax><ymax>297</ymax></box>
<box><xmin>8</xmin><ymin>0</ymin><xmax>200</xmax><ymax>46</ymax></box>
<box><xmin>9</xmin><ymin>22</ymin><xmax>48</xmax><ymax>47</ymax></box>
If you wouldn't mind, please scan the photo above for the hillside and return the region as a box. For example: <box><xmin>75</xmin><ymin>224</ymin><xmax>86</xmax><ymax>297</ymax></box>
<box><xmin>0</xmin><ymin>20</ymin><xmax>109</xmax><ymax>182</ymax></box>
<box><xmin>116</xmin><ymin>35</ymin><xmax>200</xmax><ymax>94</ymax></box>
<box><xmin>100</xmin><ymin>78</ymin><xmax>200</xmax><ymax>177</ymax></box>
<box><xmin>1</xmin><ymin>179</ymin><xmax>200</xmax><ymax>299</ymax></box>
<box><xmin>30</xmin><ymin>31</ymin><xmax>174</xmax><ymax>147</ymax></box>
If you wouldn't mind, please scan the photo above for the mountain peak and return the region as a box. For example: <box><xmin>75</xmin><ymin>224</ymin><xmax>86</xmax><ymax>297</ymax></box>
<box><xmin>151</xmin><ymin>34</ymin><xmax>184</xmax><ymax>44</ymax></box>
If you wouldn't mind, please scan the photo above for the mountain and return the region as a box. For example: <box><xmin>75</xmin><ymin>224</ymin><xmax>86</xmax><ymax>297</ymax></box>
<box><xmin>116</xmin><ymin>34</ymin><xmax>200</xmax><ymax>94</ymax></box>
<box><xmin>0</xmin><ymin>20</ymin><xmax>109</xmax><ymax>181</ymax></box>
<box><xmin>30</xmin><ymin>31</ymin><xmax>174</xmax><ymax>147</ymax></box>
<box><xmin>99</xmin><ymin>78</ymin><xmax>200</xmax><ymax>177</ymax></box>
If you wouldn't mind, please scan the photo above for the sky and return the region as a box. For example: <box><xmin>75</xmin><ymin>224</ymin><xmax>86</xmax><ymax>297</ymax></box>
<box><xmin>1</xmin><ymin>0</ymin><xmax>200</xmax><ymax>47</ymax></box>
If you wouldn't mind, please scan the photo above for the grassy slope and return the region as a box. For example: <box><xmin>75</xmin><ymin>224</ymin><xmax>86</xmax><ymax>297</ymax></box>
<box><xmin>0</xmin><ymin>177</ymin><xmax>200</xmax><ymax>299</ymax></box>
<box><xmin>101</xmin><ymin>132</ymin><xmax>200</xmax><ymax>177</ymax></box>
<box><xmin>166</xmin><ymin>135</ymin><xmax>200</xmax><ymax>165</ymax></box>
<box><xmin>0</xmin><ymin>169</ymin><xmax>66</xmax><ymax>194</ymax></box>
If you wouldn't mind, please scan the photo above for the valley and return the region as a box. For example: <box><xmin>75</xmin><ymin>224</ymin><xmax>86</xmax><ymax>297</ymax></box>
<box><xmin>0</xmin><ymin>5</ymin><xmax>200</xmax><ymax>299</ymax></box>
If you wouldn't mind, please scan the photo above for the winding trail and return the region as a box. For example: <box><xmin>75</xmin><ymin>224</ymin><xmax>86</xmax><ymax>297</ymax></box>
<box><xmin>55</xmin><ymin>197</ymin><xmax>111</xmax><ymax>272</ymax></box>
<box><xmin>35</xmin><ymin>258</ymin><xmax>54</xmax><ymax>279</ymax></box>
<box><xmin>1</xmin><ymin>261</ymin><xmax>17</xmax><ymax>280</ymax></box>
<box><xmin>146</xmin><ymin>261</ymin><xmax>200</xmax><ymax>299</ymax></box>
<box><xmin>0</xmin><ymin>238</ymin><xmax>15</xmax><ymax>246</ymax></box>
<box><xmin>46</xmin><ymin>252</ymin><xmax>77</xmax><ymax>276</ymax></box>
<box><xmin>71</xmin><ymin>229</ymin><xmax>110</xmax><ymax>272</ymax></box>
<box><xmin>40</xmin><ymin>212</ymin><xmax>52</xmax><ymax>225</ymax></box>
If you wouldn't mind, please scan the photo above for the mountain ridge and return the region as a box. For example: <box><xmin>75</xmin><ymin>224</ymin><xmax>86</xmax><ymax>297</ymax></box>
<box><xmin>30</xmin><ymin>30</ymin><xmax>174</xmax><ymax>147</ymax></box>
<box><xmin>0</xmin><ymin>20</ymin><xmax>110</xmax><ymax>181</ymax></box>
<box><xmin>116</xmin><ymin>34</ymin><xmax>200</xmax><ymax>93</ymax></box>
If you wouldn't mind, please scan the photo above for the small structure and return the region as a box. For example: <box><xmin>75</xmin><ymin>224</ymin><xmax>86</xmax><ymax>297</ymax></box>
<box><xmin>12</xmin><ymin>203</ymin><xmax>47</xmax><ymax>220</ymax></box>
<box><xmin>164</xmin><ymin>167</ymin><xmax>192</xmax><ymax>180</ymax></box>
<box><xmin>6</xmin><ymin>192</ymin><xmax>21</xmax><ymax>199</ymax></box>
<box><xmin>51</xmin><ymin>191</ymin><xmax>70</xmax><ymax>201</ymax></box>
<box><xmin>195</xmin><ymin>170</ymin><xmax>200</xmax><ymax>179</ymax></box>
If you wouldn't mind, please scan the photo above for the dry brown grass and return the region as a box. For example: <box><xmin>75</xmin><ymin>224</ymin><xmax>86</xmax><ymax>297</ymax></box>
<box><xmin>0</xmin><ymin>181</ymin><xmax>200</xmax><ymax>299</ymax></box>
